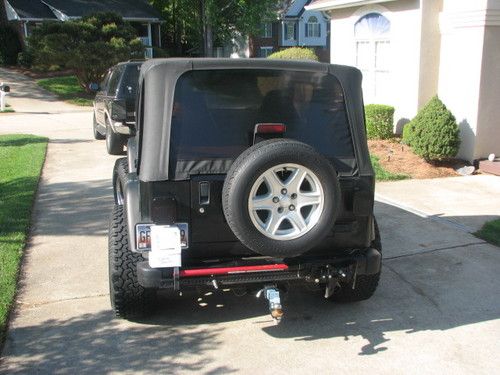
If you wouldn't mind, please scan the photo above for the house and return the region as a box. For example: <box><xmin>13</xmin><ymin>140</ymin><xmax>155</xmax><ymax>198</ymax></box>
<box><xmin>306</xmin><ymin>0</ymin><xmax>500</xmax><ymax>162</ymax></box>
<box><xmin>2</xmin><ymin>0</ymin><xmax>162</xmax><ymax>57</ymax></box>
<box><xmin>251</xmin><ymin>0</ymin><xmax>330</xmax><ymax>62</ymax></box>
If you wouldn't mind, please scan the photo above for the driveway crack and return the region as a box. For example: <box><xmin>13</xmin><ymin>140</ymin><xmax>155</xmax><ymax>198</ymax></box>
<box><xmin>18</xmin><ymin>293</ymin><xmax>108</xmax><ymax>309</ymax></box>
<box><xmin>383</xmin><ymin>241</ymin><xmax>488</xmax><ymax>261</ymax></box>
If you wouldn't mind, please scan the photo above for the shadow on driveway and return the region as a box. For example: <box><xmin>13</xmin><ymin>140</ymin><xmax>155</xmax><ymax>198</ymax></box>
<box><xmin>1</xmin><ymin>199</ymin><xmax>499</xmax><ymax>373</ymax></box>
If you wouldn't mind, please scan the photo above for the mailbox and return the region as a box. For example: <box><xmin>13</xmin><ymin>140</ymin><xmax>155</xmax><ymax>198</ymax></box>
<box><xmin>0</xmin><ymin>84</ymin><xmax>10</xmax><ymax>93</ymax></box>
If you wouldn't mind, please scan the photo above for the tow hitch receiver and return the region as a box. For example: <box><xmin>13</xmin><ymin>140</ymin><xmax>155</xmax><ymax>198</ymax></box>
<box><xmin>257</xmin><ymin>285</ymin><xmax>284</xmax><ymax>323</ymax></box>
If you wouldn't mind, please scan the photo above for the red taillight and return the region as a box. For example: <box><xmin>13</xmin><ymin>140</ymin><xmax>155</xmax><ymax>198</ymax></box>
<box><xmin>255</xmin><ymin>123</ymin><xmax>286</xmax><ymax>134</ymax></box>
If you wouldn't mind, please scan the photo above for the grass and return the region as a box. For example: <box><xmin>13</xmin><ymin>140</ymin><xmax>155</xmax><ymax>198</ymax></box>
<box><xmin>0</xmin><ymin>134</ymin><xmax>48</xmax><ymax>342</ymax></box>
<box><xmin>371</xmin><ymin>155</ymin><xmax>410</xmax><ymax>181</ymax></box>
<box><xmin>0</xmin><ymin>103</ymin><xmax>14</xmax><ymax>113</ymax></box>
<box><xmin>474</xmin><ymin>219</ymin><xmax>500</xmax><ymax>247</ymax></box>
<box><xmin>37</xmin><ymin>75</ymin><xmax>94</xmax><ymax>106</ymax></box>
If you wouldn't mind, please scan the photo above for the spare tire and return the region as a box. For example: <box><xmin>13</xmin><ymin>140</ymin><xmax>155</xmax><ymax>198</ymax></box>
<box><xmin>222</xmin><ymin>139</ymin><xmax>340</xmax><ymax>258</ymax></box>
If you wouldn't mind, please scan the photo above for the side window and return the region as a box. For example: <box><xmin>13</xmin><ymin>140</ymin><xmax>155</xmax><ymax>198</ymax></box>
<box><xmin>107</xmin><ymin>68</ymin><xmax>122</xmax><ymax>96</ymax></box>
<box><xmin>100</xmin><ymin>71</ymin><xmax>111</xmax><ymax>93</ymax></box>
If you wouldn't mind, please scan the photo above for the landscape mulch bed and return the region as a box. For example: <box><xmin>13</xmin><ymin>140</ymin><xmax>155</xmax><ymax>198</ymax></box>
<box><xmin>368</xmin><ymin>139</ymin><xmax>469</xmax><ymax>179</ymax></box>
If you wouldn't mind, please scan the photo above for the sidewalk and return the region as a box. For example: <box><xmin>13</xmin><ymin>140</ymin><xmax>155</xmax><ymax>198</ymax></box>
<box><xmin>376</xmin><ymin>175</ymin><xmax>500</xmax><ymax>232</ymax></box>
<box><xmin>0</xmin><ymin>67</ymin><xmax>91</xmax><ymax>114</ymax></box>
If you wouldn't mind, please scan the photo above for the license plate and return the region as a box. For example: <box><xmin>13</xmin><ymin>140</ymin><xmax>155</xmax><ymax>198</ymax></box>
<box><xmin>149</xmin><ymin>226</ymin><xmax>181</xmax><ymax>268</ymax></box>
<box><xmin>136</xmin><ymin>223</ymin><xmax>188</xmax><ymax>251</ymax></box>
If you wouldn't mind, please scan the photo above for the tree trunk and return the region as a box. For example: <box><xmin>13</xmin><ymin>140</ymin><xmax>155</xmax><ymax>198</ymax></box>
<box><xmin>205</xmin><ymin>23</ymin><xmax>213</xmax><ymax>57</ymax></box>
<box><xmin>0</xmin><ymin>0</ymin><xmax>8</xmax><ymax>26</ymax></box>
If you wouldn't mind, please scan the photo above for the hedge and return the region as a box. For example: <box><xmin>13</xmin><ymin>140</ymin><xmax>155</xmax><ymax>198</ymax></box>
<box><xmin>0</xmin><ymin>26</ymin><xmax>22</xmax><ymax>65</ymax></box>
<box><xmin>268</xmin><ymin>47</ymin><xmax>319</xmax><ymax>61</ymax></box>
<box><xmin>365</xmin><ymin>104</ymin><xmax>395</xmax><ymax>139</ymax></box>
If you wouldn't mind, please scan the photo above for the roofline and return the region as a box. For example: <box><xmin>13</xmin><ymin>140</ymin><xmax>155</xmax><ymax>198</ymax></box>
<box><xmin>40</xmin><ymin>1</ymin><xmax>161</xmax><ymax>22</ymax></box>
<box><xmin>305</xmin><ymin>0</ymin><xmax>397</xmax><ymax>11</ymax></box>
<box><xmin>4</xmin><ymin>0</ymin><xmax>20</xmax><ymax>21</ymax></box>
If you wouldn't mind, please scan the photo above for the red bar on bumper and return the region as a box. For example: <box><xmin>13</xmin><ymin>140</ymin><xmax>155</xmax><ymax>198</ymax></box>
<box><xmin>179</xmin><ymin>264</ymin><xmax>289</xmax><ymax>277</ymax></box>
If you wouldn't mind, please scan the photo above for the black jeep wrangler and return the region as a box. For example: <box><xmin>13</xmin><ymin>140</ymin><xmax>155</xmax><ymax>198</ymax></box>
<box><xmin>109</xmin><ymin>58</ymin><xmax>381</xmax><ymax>321</ymax></box>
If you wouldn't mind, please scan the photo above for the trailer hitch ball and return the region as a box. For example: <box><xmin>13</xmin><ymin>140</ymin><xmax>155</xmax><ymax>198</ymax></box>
<box><xmin>257</xmin><ymin>285</ymin><xmax>284</xmax><ymax>323</ymax></box>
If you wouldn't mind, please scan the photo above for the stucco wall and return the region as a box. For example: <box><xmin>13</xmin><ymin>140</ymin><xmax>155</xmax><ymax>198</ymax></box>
<box><xmin>417</xmin><ymin>0</ymin><xmax>442</xmax><ymax>109</ymax></box>
<box><xmin>327</xmin><ymin>0</ymin><xmax>421</xmax><ymax>128</ymax></box>
<box><xmin>475</xmin><ymin>24</ymin><xmax>500</xmax><ymax>159</ymax></box>
<box><xmin>438</xmin><ymin>0</ymin><xmax>500</xmax><ymax>160</ymax></box>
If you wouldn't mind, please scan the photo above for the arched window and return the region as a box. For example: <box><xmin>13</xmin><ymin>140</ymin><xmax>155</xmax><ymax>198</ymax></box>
<box><xmin>354</xmin><ymin>13</ymin><xmax>391</xmax><ymax>103</ymax></box>
<box><xmin>306</xmin><ymin>16</ymin><xmax>320</xmax><ymax>38</ymax></box>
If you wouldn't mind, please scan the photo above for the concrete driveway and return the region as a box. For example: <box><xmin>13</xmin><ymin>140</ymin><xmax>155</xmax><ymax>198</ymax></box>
<box><xmin>0</xmin><ymin>101</ymin><xmax>499</xmax><ymax>373</ymax></box>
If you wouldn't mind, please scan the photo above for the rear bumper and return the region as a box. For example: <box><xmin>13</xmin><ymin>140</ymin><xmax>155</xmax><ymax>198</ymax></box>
<box><xmin>137</xmin><ymin>248</ymin><xmax>381</xmax><ymax>289</ymax></box>
<box><xmin>112</xmin><ymin>121</ymin><xmax>132</xmax><ymax>135</ymax></box>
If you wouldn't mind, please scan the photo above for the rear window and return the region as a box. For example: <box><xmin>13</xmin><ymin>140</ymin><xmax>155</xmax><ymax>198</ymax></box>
<box><xmin>170</xmin><ymin>69</ymin><xmax>355</xmax><ymax>176</ymax></box>
<box><xmin>119</xmin><ymin>64</ymin><xmax>141</xmax><ymax>98</ymax></box>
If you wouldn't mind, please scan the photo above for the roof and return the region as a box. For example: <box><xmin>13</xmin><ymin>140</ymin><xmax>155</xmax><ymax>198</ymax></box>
<box><xmin>5</xmin><ymin>0</ymin><xmax>162</xmax><ymax>21</ymax></box>
<box><xmin>137</xmin><ymin>58</ymin><xmax>369</xmax><ymax>182</ymax></box>
<box><xmin>306</xmin><ymin>0</ymin><xmax>397</xmax><ymax>11</ymax></box>
<box><xmin>6</xmin><ymin>0</ymin><xmax>57</xmax><ymax>20</ymax></box>
<box><xmin>42</xmin><ymin>0</ymin><xmax>162</xmax><ymax>20</ymax></box>
<box><xmin>282</xmin><ymin>0</ymin><xmax>312</xmax><ymax>18</ymax></box>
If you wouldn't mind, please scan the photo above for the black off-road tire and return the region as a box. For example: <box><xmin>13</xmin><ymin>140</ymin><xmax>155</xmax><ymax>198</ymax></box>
<box><xmin>113</xmin><ymin>157</ymin><xmax>128</xmax><ymax>205</ymax></box>
<box><xmin>106</xmin><ymin>121</ymin><xmax>125</xmax><ymax>155</ymax></box>
<box><xmin>329</xmin><ymin>219</ymin><xmax>382</xmax><ymax>302</ymax></box>
<box><xmin>93</xmin><ymin>113</ymin><xmax>105</xmax><ymax>140</ymax></box>
<box><xmin>222</xmin><ymin>139</ymin><xmax>341</xmax><ymax>258</ymax></box>
<box><xmin>109</xmin><ymin>205</ymin><xmax>155</xmax><ymax>319</ymax></box>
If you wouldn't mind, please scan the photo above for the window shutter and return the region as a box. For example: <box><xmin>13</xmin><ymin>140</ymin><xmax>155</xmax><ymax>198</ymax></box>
<box><xmin>294</xmin><ymin>23</ymin><xmax>297</xmax><ymax>40</ymax></box>
<box><xmin>305</xmin><ymin>23</ymin><xmax>309</xmax><ymax>37</ymax></box>
<box><xmin>318</xmin><ymin>24</ymin><xmax>321</xmax><ymax>38</ymax></box>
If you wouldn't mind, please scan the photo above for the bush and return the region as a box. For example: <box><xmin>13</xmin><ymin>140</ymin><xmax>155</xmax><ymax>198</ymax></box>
<box><xmin>152</xmin><ymin>47</ymin><xmax>168</xmax><ymax>58</ymax></box>
<box><xmin>365</xmin><ymin>104</ymin><xmax>394</xmax><ymax>139</ymax></box>
<box><xmin>17</xmin><ymin>50</ymin><xmax>34</xmax><ymax>68</ymax></box>
<box><xmin>405</xmin><ymin>96</ymin><xmax>460</xmax><ymax>161</ymax></box>
<box><xmin>268</xmin><ymin>47</ymin><xmax>318</xmax><ymax>61</ymax></box>
<box><xmin>0</xmin><ymin>26</ymin><xmax>22</xmax><ymax>65</ymax></box>
<box><xmin>402</xmin><ymin>121</ymin><xmax>414</xmax><ymax>145</ymax></box>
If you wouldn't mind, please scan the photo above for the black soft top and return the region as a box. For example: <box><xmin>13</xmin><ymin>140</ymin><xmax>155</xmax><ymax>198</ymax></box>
<box><xmin>136</xmin><ymin>58</ymin><xmax>371</xmax><ymax>182</ymax></box>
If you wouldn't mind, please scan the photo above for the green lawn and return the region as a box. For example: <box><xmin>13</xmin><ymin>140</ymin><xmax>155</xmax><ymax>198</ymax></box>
<box><xmin>371</xmin><ymin>155</ymin><xmax>410</xmax><ymax>181</ymax></box>
<box><xmin>0</xmin><ymin>134</ymin><xmax>48</xmax><ymax>342</ymax></box>
<box><xmin>0</xmin><ymin>103</ymin><xmax>14</xmax><ymax>113</ymax></box>
<box><xmin>474</xmin><ymin>219</ymin><xmax>500</xmax><ymax>247</ymax></box>
<box><xmin>37</xmin><ymin>75</ymin><xmax>94</xmax><ymax>106</ymax></box>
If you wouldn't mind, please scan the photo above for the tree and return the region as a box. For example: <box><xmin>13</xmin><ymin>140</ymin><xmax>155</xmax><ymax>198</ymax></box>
<box><xmin>0</xmin><ymin>0</ymin><xmax>7</xmax><ymax>26</ymax></box>
<box><xmin>150</xmin><ymin>0</ymin><xmax>276</xmax><ymax>56</ymax></box>
<box><xmin>29</xmin><ymin>13</ymin><xmax>144</xmax><ymax>92</ymax></box>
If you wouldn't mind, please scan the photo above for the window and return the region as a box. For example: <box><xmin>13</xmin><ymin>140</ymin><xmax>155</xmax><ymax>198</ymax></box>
<box><xmin>354</xmin><ymin>13</ymin><xmax>391</xmax><ymax>103</ymax></box>
<box><xmin>259</xmin><ymin>47</ymin><xmax>273</xmax><ymax>58</ymax></box>
<box><xmin>107</xmin><ymin>67</ymin><xmax>123</xmax><ymax>96</ymax></box>
<box><xmin>261</xmin><ymin>23</ymin><xmax>272</xmax><ymax>38</ymax></box>
<box><xmin>306</xmin><ymin>16</ymin><xmax>321</xmax><ymax>38</ymax></box>
<box><xmin>285</xmin><ymin>22</ymin><xmax>296</xmax><ymax>40</ymax></box>
<box><xmin>170</xmin><ymin>70</ymin><xmax>355</xmax><ymax>178</ymax></box>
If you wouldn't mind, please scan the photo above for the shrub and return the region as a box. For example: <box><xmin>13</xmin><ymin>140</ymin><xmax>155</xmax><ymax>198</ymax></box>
<box><xmin>152</xmin><ymin>47</ymin><xmax>168</xmax><ymax>58</ymax></box>
<box><xmin>268</xmin><ymin>47</ymin><xmax>318</xmax><ymax>61</ymax></box>
<box><xmin>365</xmin><ymin>104</ymin><xmax>395</xmax><ymax>139</ymax></box>
<box><xmin>402</xmin><ymin>121</ymin><xmax>414</xmax><ymax>145</ymax></box>
<box><xmin>0</xmin><ymin>26</ymin><xmax>22</xmax><ymax>65</ymax></box>
<box><xmin>17</xmin><ymin>49</ymin><xmax>34</xmax><ymax>68</ymax></box>
<box><xmin>406</xmin><ymin>96</ymin><xmax>460</xmax><ymax>161</ymax></box>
